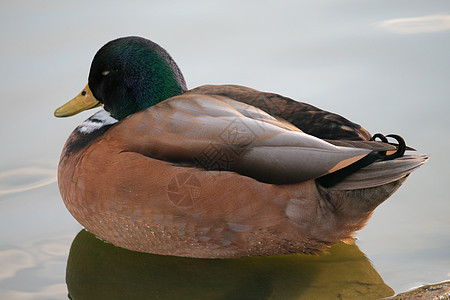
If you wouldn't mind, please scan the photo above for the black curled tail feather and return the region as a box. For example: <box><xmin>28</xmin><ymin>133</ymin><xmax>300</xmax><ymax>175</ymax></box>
<box><xmin>370</xmin><ymin>133</ymin><xmax>406</xmax><ymax>160</ymax></box>
<box><xmin>317</xmin><ymin>133</ymin><xmax>407</xmax><ymax>188</ymax></box>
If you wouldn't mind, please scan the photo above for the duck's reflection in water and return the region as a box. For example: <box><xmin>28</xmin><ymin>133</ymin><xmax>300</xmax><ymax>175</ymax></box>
<box><xmin>66</xmin><ymin>230</ymin><xmax>393</xmax><ymax>299</ymax></box>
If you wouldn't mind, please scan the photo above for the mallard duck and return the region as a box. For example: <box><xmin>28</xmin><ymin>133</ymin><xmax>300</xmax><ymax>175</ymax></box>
<box><xmin>55</xmin><ymin>36</ymin><xmax>427</xmax><ymax>258</ymax></box>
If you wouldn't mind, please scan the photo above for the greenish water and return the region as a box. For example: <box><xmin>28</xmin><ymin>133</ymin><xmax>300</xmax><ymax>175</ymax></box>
<box><xmin>1</xmin><ymin>1</ymin><xmax>449</xmax><ymax>299</ymax></box>
<box><xmin>67</xmin><ymin>230</ymin><xmax>393</xmax><ymax>299</ymax></box>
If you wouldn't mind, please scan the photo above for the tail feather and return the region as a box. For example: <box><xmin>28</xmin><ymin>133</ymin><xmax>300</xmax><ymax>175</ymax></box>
<box><xmin>329</xmin><ymin>155</ymin><xmax>428</xmax><ymax>190</ymax></box>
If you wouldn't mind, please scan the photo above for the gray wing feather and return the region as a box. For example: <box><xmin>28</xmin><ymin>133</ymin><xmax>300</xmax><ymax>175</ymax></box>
<box><xmin>330</xmin><ymin>155</ymin><xmax>428</xmax><ymax>190</ymax></box>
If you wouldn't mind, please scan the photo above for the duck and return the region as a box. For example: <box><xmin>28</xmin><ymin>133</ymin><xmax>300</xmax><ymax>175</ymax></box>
<box><xmin>54</xmin><ymin>36</ymin><xmax>427</xmax><ymax>258</ymax></box>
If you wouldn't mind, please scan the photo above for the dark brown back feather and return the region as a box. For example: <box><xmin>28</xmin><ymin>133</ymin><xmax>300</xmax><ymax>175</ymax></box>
<box><xmin>188</xmin><ymin>85</ymin><xmax>372</xmax><ymax>141</ymax></box>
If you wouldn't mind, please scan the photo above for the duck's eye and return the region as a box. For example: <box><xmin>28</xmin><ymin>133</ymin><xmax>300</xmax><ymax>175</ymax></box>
<box><xmin>81</xmin><ymin>90</ymin><xmax>87</xmax><ymax>96</ymax></box>
<box><xmin>102</xmin><ymin>70</ymin><xmax>110</xmax><ymax>76</ymax></box>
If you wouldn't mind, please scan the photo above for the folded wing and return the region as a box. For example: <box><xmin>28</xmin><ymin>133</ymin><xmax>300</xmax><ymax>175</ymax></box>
<box><xmin>114</xmin><ymin>93</ymin><xmax>375</xmax><ymax>184</ymax></box>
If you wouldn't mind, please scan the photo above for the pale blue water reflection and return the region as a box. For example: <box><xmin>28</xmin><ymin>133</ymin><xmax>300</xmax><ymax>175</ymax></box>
<box><xmin>1</xmin><ymin>1</ymin><xmax>449</xmax><ymax>299</ymax></box>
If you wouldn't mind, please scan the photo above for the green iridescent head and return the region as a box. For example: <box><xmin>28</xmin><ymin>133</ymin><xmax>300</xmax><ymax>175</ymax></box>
<box><xmin>87</xmin><ymin>36</ymin><xmax>187</xmax><ymax>120</ymax></box>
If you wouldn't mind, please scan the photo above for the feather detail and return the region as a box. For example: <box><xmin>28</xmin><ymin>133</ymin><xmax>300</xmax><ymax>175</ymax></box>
<box><xmin>188</xmin><ymin>85</ymin><xmax>372</xmax><ymax>141</ymax></box>
<box><xmin>115</xmin><ymin>93</ymin><xmax>372</xmax><ymax>184</ymax></box>
<box><xmin>329</xmin><ymin>155</ymin><xmax>428</xmax><ymax>190</ymax></box>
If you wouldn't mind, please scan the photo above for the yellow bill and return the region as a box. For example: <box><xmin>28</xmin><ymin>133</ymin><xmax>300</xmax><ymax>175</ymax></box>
<box><xmin>54</xmin><ymin>84</ymin><xmax>102</xmax><ymax>117</ymax></box>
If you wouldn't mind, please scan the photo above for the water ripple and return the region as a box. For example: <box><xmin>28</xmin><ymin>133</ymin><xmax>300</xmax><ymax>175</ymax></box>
<box><xmin>0</xmin><ymin>167</ymin><xmax>57</xmax><ymax>196</ymax></box>
<box><xmin>376</xmin><ymin>14</ymin><xmax>450</xmax><ymax>34</ymax></box>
